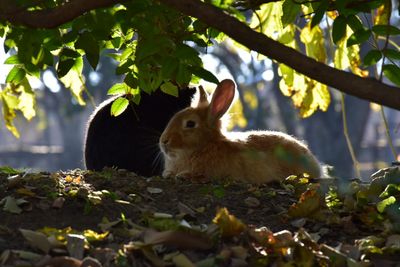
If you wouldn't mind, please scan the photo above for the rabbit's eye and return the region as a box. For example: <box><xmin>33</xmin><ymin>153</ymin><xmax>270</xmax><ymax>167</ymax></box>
<box><xmin>185</xmin><ymin>120</ymin><xmax>196</xmax><ymax>128</ymax></box>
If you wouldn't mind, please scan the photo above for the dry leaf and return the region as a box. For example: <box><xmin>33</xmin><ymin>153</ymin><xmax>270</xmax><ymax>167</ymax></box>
<box><xmin>143</xmin><ymin>229</ymin><xmax>213</xmax><ymax>250</ymax></box>
<box><xmin>1</xmin><ymin>196</ymin><xmax>23</xmax><ymax>214</ymax></box>
<box><xmin>52</xmin><ymin>197</ymin><xmax>65</xmax><ymax>209</ymax></box>
<box><xmin>20</xmin><ymin>229</ymin><xmax>51</xmax><ymax>253</ymax></box>
<box><xmin>178</xmin><ymin>202</ymin><xmax>196</xmax><ymax>217</ymax></box>
<box><xmin>66</xmin><ymin>234</ymin><xmax>85</xmax><ymax>260</ymax></box>
<box><xmin>213</xmin><ymin>208</ymin><xmax>246</xmax><ymax>238</ymax></box>
<box><xmin>172</xmin><ymin>253</ymin><xmax>195</xmax><ymax>267</ymax></box>
<box><xmin>244</xmin><ymin>197</ymin><xmax>260</xmax><ymax>208</ymax></box>
<box><xmin>65</xmin><ymin>175</ymin><xmax>73</xmax><ymax>183</ymax></box>
<box><xmin>16</xmin><ymin>187</ymin><xmax>36</xmax><ymax>197</ymax></box>
<box><xmin>288</xmin><ymin>189</ymin><xmax>322</xmax><ymax>218</ymax></box>
<box><xmin>147</xmin><ymin>187</ymin><xmax>163</xmax><ymax>194</ymax></box>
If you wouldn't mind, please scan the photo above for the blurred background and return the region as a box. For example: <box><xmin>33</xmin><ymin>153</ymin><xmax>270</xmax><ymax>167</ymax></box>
<box><xmin>0</xmin><ymin>40</ymin><xmax>399</xmax><ymax>180</ymax></box>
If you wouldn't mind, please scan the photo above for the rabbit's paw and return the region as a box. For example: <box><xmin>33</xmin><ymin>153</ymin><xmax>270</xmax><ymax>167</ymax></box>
<box><xmin>176</xmin><ymin>171</ymin><xmax>210</xmax><ymax>183</ymax></box>
<box><xmin>162</xmin><ymin>170</ymin><xmax>176</xmax><ymax>178</ymax></box>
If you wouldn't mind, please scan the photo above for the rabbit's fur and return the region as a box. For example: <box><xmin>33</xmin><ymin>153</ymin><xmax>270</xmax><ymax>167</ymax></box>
<box><xmin>84</xmin><ymin>87</ymin><xmax>196</xmax><ymax>177</ymax></box>
<box><xmin>159</xmin><ymin>79</ymin><xmax>321</xmax><ymax>183</ymax></box>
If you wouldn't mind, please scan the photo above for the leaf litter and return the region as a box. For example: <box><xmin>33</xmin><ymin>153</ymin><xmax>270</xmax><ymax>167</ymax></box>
<box><xmin>0</xmin><ymin>166</ymin><xmax>400</xmax><ymax>266</ymax></box>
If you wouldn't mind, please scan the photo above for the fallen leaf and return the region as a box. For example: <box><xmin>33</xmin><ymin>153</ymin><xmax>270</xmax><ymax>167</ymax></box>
<box><xmin>143</xmin><ymin>229</ymin><xmax>213</xmax><ymax>250</ymax></box>
<box><xmin>16</xmin><ymin>187</ymin><xmax>36</xmax><ymax>197</ymax></box>
<box><xmin>141</xmin><ymin>246</ymin><xmax>167</xmax><ymax>267</ymax></box>
<box><xmin>244</xmin><ymin>197</ymin><xmax>260</xmax><ymax>208</ymax></box>
<box><xmin>83</xmin><ymin>229</ymin><xmax>109</xmax><ymax>242</ymax></box>
<box><xmin>147</xmin><ymin>187</ymin><xmax>163</xmax><ymax>194</ymax></box>
<box><xmin>66</xmin><ymin>234</ymin><xmax>85</xmax><ymax>260</ymax></box>
<box><xmin>52</xmin><ymin>197</ymin><xmax>65</xmax><ymax>209</ymax></box>
<box><xmin>153</xmin><ymin>212</ymin><xmax>173</xmax><ymax>219</ymax></box>
<box><xmin>290</xmin><ymin>218</ymin><xmax>307</xmax><ymax>228</ymax></box>
<box><xmin>320</xmin><ymin>244</ymin><xmax>347</xmax><ymax>267</ymax></box>
<box><xmin>36</xmin><ymin>256</ymin><xmax>101</xmax><ymax>267</ymax></box>
<box><xmin>172</xmin><ymin>253</ymin><xmax>196</xmax><ymax>267</ymax></box>
<box><xmin>385</xmin><ymin>234</ymin><xmax>400</xmax><ymax>247</ymax></box>
<box><xmin>65</xmin><ymin>175</ymin><xmax>73</xmax><ymax>183</ymax></box>
<box><xmin>20</xmin><ymin>229</ymin><xmax>51</xmax><ymax>253</ymax></box>
<box><xmin>178</xmin><ymin>202</ymin><xmax>197</xmax><ymax>217</ymax></box>
<box><xmin>230</xmin><ymin>246</ymin><xmax>248</xmax><ymax>260</ymax></box>
<box><xmin>1</xmin><ymin>196</ymin><xmax>28</xmax><ymax>214</ymax></box>
<box><xmin>288</xmin><ymin>189</ymin><xmax>322</xmax><ymax>218</ymax></box>
<box><xmin>213</xmin><ymin>208</ymin><xmax>246</xmax><ymax>238</ymax></box>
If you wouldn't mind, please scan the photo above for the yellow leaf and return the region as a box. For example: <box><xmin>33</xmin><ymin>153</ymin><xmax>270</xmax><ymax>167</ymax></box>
<box><xmin>299</xmin><ymin>80</ymin><xmax>330</xmax><ymax>118</ymax></box>
<box><xmin>60</xmin><ymin>58</ymin><xmax>86</xmax><ymax>106</ymax></box>
<box><xmin>83</xmin><ymin>229</ymin><xmax>109</xmax><ymax>242</ymax></box>
<box><xmin>300</xmin><ymin>23</ymin><xmax>326</xmax><ymax>63</ymax></box>
<box><xmin>213</xmin><ymin>208</ymin><xmax>246</xmax><ymax>237</ymax></box>
<box><xmin>72</xmin><ymin>176</ymin><xmax>82</xmax><ymax>184</ymax></box>
<box><xmin>251</xmin><ymin>2</ymin><xmax>284</xmax><ymax>38</ymax></box>
<box><xmin>227</xmin><ymin>98</ymin><xmax>247</xmax><ymax>130</ymax></box>
<box><xmin>334</xmin><ymin>26</ymin><xmax>366</xmax><ymax>77</ymax></box>
<box><xmin>65</xmin><ymin>175</ymin><xmax>73</xmax><ymax>183</ymax></box>
<box><xmin>313</xmin><ymin>82</ymin><xmax>330</xmax><ymax>112</ymax></box>
<box><xmin>288</xmin><ymin>189</ymin><xmax>322</xmax><ymax>218</ymax></box>
<box><xmin>0</xmin><ymin>91</ymin><xmax>20</xmax><ymax>138</ymax></box>
<box><xmin>374</xmin><ymin>0</ymin><xmax>391</xmax><ymax>25</ymax></box>
<box><xmin>16</xmin><ymin>188</ymin><xmax>36</xmax><ymax>197</ymax></box>
<box><xmin>18</xmin><ymin>78</ymin><xmax>36</xmax><ymax>121</ymax></box>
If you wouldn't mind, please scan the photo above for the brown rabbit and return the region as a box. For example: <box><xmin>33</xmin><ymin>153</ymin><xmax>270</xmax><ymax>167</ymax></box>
<box><xmin>159</xmin><ymin>79</ymin><xmax>321</xmax><ymax>184</ymax></box>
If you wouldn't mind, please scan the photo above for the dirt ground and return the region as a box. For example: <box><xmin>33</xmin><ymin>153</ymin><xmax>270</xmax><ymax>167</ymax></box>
<box><xmin>0</xmin><ymin>168</ymin><xmax>399</xmax><ymax>266</ymax></box>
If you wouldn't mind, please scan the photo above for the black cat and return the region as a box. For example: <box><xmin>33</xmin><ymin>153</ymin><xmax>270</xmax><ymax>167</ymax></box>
<box><xmin>84</xmin><ymin>88</ymin><xmax>196</xmax><ymax>176</ymax></box>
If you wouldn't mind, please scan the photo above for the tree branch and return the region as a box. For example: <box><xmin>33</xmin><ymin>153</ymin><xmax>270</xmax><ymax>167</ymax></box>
<box><xmin>0</xmin><ymin>0</ymin><xmax>123</xmax><ymax>29</ymax></box>
<box><xmin>2</xmin><ymin>0</ymin><xmax>400</xmax><ymax>110</ymax></box>
<box><xmin>159</xmin><ymin>0</ymin><xmax>400</xmax><ymax>110</ymax></box>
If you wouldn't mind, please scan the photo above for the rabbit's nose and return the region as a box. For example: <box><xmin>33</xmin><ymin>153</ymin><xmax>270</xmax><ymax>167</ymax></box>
<box><xmin>161</xmin><ymin>137</ymin><xmax>169</xmax><ymax>146</ymax></box>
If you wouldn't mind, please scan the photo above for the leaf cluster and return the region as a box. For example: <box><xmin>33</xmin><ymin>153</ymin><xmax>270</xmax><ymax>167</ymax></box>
<box><xmin>0</xmin><ymin>0</ymin><xmax>399</xmax><ymax>135</ymax></box>
<box><xmin>250</xmin><ymin>0</ymin><xmax>400</xmax><ymax>117</ymax></box>
<box><xmin>0</xmin><ymin>0</ymin><xmax>220</xmax><ymax>135</ymax></box>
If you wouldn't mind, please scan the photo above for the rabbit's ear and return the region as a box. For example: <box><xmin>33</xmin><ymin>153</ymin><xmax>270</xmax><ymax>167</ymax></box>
<box><xmin>209</xmin><ymin>79</ymin><xmax>235</xmax><ymax>122</ymax></box>
<box><xmin>197</xmin><ymin>85</ymin><xmax>209</xmax><ymax>107</ymax></box>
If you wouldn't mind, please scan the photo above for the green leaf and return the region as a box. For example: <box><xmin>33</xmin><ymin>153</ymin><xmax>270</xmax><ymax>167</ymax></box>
<box><xmin>379</xmin><ymin>184</ymin><xmax>400</xmax><ymax>198</ymax></box>
<box><xmin>59</xmin><ymin>47</ymin><xmax>81</xmax><ymax>59</ymax></box>
<box><xmin>281</xmin><ymin>0</ymin><xmax>301</xmax><ymax>28</ymax></box>
<box><xmin>175</xmin><ymin>44</ymin><xmax>200</xmax><ymax>61</ymax></box>
<box><xmin>56</xmin><ymin>58</ymin><xmax>75</xmax><ymax>78</ymax></box>
<box><xmin>347</xmin><ymin>29</ymin><xmax>371</xmax><ymax>47</ymax></box>
<box><xmin>332</xmin><ymin>15</ymin><xmax>347</xmax><ymax>44</ymax></box>
<box><xmin>189</xmin><ymin>66</ymin><xmax>219</xmax><ymax>84</ymax></box>
<box><xmin>111</xmin><ymin>37</ymin><xmax>123</xmax><ymax>49</ymax></box>
<box><xmin>372</xmin><ymin>25</ymin><xmax>400</xmax><ymax>36</ymax></box>
<box><xmin>383</xmin><ymin>49</ymin><xmax>400</xmax><ymax>60</ymax></box>
<box><xmin>111</xmin><ymin>97</ymin><xmax>129</xmax><ymax>116</ymax></box>
<box><xmin>346</xmin><ymin>15</ymin><xmax>363</xmax><ymax>32</ymax></box>
<box><xmin>25</xmin><ymin>63</ymin><xmax>41</xmax><ymax>78</ymax></box>
<box><xmin>176</xmin><ymin>64</ymin><xmax>191</xmax><ymax>86</ymax></box>
<box><xmin>124</xmin><ymin>73</ymin><xmax>138</xmax><ymax>89</ymax></box>
<box><xmin>0</xmin><ymin>166</ymin><xmax>22</xmax><ymax>175</ymax></box>
<box><xmin>6</xmin><ymin>66</ymin><xmax>26</xmax><ymax>83</ymax></box>
<box><xmin>136</xmin><ymin>38</ymin><xmax>161</xmax><ymax>61</ymax></box>
<box><xmin>311</xmin><ymin>0</ymin><xmax>329</xmax><ymax>28</ymax></box>
<box><xmin>75</xmin><ymin>31</ymin><xmax>100</xmax><ymax>70</ymax></box>
<box><xmin>383</xmin><ymin>64</ymin><xmax>400</xmax><ymax>86</ymax></box>
<box><xmin>161</xmin><ymin>57</ymin><xmax>179</xmax><ymax>79</ymax></box>
<box><xmin>107</xmin><ymin>83</ymin><xmax>129</xmax><ymax>95</ymax></box>
<box><xmin>160</xmin><ymin>82</ymin><xmax>179</xmax><ymax>97</ymax></box>
<box><xmin>363</xmin><ymin>50</ymin><xmax>382</xmax><ymax>66</ymax></box>
<box><xmin>4</xmin><ymin>55</ymin><xmax>20</xmax><ymax>64</ymax></box>
<box><xmin>377</xmin><ymin>196</ymin><xmax>396</xmax><ymax>213</ymax></box>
